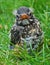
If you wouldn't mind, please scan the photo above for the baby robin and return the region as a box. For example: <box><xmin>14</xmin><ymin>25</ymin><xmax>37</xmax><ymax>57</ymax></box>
<box><xmin>9</xmin><ymin>6</ymin><xmax>43</xmax><ymax>51</ymax></box>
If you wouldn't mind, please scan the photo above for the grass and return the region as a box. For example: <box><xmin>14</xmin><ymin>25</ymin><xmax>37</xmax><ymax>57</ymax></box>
<box><xmin>0</xmin><ymin>0</ymin><xmax>50</xmax><ymax>65</ymax></box>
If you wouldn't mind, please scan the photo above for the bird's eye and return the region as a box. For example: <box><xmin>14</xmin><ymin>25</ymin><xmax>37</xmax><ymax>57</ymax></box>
<box><xmin>16</xmin><ymin>15</ymin><xmax>21</xmax><ymax>20</ymax></box>
<box><xmin>28</xmin><ymin>12</ymin><xmax>32</xmax><ymax>16</ymax></box>
<box><xmin>16</xmin><ymin>15</ymin><xmax>19</xmax><ymax>18</ymax></box>
<box><xmin>29</xmin><ymin>13</ymin><xmax>32</xmax><ymax>16</ymax></box>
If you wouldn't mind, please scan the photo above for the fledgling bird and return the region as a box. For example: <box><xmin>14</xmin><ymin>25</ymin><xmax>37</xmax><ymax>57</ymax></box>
<box><xmin>9</xmin><ymin>6</ymin><xmax>43</xmax><ymax>51</ymax></box>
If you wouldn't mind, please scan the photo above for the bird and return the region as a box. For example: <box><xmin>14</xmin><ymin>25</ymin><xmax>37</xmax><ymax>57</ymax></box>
<box><xmin>9</xmin><ymin>6</ymin><xmax>43</xmax><ymax>51</ymax></box>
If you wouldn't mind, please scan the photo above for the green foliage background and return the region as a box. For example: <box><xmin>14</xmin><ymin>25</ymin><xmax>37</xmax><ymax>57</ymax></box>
<box><xmin>0</xmin><ymin>0</ymin><xmax>50</xmax><ymax>65</ymax></box>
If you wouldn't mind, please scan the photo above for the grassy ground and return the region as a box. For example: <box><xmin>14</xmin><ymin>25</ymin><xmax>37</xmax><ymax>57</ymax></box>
<box><xmin>0</xmin><ymin>0</ymin><xmax>50</xmax><ymax>65</ymax></box>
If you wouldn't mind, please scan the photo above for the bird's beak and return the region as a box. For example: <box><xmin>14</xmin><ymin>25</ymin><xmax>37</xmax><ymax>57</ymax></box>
<box><xmin>20</xmin><ymin>14</ymin><xmax>30</xmax><ymax>20</ymax></box>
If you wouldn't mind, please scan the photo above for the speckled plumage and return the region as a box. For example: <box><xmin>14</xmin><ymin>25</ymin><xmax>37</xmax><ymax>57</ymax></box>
<box><xmin>10</xmin><ymin>7</ymin><xmax>43</xmax><ymax>51</ymax></box>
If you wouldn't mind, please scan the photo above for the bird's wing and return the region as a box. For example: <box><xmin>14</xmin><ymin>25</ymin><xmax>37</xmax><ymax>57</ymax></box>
<box><xmin>34</xmin><ymin>17</ymin><xmax>44</xmax><ymax>45</ymax></box>
<box><xmin>10</xmin><ymin>23</ymin><xmax>24</xmax><ymax>45</ymax></box>
<box><xmin>11</xmin><ymin>24</ymin><xmax>20</xmax><ymax>44</ymax></box>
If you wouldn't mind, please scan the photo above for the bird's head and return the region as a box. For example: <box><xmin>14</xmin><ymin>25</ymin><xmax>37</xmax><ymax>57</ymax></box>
<box><xmin>13</xmin><ymin>6</ymin><xmax>33</xmax><ymax>20</ymax></box>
